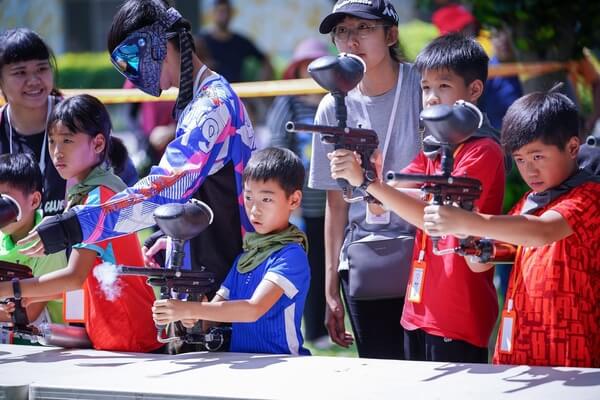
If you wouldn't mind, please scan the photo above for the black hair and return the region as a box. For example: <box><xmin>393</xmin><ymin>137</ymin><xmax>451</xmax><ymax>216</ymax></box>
<box><xmin>0</xmin><ymin>28</ymin><xmax>61</xmax><ymax>97</ymax></box>
<box><xmin>107</xmin><ymin>0</ymin><xmax>195</xmax><ymax>54</ymax></box>
<box><xmin>107</xmin><ymin>0</ymin><xmax>196</xmax><ymax>114</ymax></box>
<box><xmin>384</xmin><ymin>25</ymin><xmax>403</xmax><ymax>63</ymax></box>
<box><xmin>47</xmin><ymin>94</ymin><xmax>129</xmax><ymax>172</ymax></box>
<box><xmin>501</xmin><ymin>90</ymin><xmax>579</xmax><ymax>154</ymax></box>
<box><xmin>0</xmin><ymin>153</ymin><xmax>43</xmax><ymax>195</ymax></box>
<box><xmin>414</xmin><ymin>33</ymin><xmax>488</xmax><ymax>85</ymax></box>
<box><xmin>213</xmin><ymin>0</ymin><xmax>231</xmax><ymax>7</ymax></box>
<box><xmin>243</xmin><ymin>147</ymin><xmax>305</xmax><ymax>196</ymax></box>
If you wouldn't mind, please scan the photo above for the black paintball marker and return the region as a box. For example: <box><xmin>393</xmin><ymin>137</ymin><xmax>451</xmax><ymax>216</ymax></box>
<box><xmin>386</xmin><ymin>100</ymin><xmax>516</xmax><ymax>263</ymax></box>
<box><xmin>0</xmin><ymin>261</ymin><xmax>93</xmax><ymax>347</ymax></box>
<box><xmin>0</xmin><ymin>260</ymin><xmax>33</xmax><ymax>332</ymax></box>
<box><xmin>117</xmin><ymin>199</ymin><xmax>229</xmax><ymax>350</ymax></box>
<box><xmin>586</xmin><ymin>131</ymin><xmax>600</xmax><ymax>147</ymax></box>
<box><xmin>285</xmin><ymin>53</ymin><xmax>380</xmax><ymax>203</ymax></box>
<box><xmin>0</xmin><ymin>196</ymin><xmax>93</xmax><ymax>348</ymax></box>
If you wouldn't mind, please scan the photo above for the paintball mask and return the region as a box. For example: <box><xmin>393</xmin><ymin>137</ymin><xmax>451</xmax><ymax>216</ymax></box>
<box><xmin>0</xmin><ymin>194</ymin><xmax>21</xmax><ymax>229</ymax></box>
<box><xmin>110</xmin><ymin>7</ymin><xmax>187</xmax><ymax>99</ymax></box>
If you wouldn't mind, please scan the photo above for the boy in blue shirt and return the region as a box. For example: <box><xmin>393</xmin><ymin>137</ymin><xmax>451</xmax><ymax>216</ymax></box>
<box><xmin>152</xmin><ymin>147</ymin><xmax>311</xmax><ymax>355</ymax></box>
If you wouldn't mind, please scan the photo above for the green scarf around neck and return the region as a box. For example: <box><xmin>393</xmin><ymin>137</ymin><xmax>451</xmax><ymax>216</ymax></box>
<box><xmin>237</xmin><ymin>224</ymin><xmax>308</xmax><ymax>274</ymax></box>
<box><xmin>66</xmin><ymin>163</ymin><xmax>126</xmax><ymax>209</ymax></box>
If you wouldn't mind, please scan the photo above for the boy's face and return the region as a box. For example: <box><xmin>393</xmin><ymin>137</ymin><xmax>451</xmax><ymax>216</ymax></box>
<box><xmin>0</xmin><ymin>182</ymin><xmax>40</xmax><ymax>239</ymax></box>
<box><xmin>243</xmin><ymin>179</ymin><xmax>301</xmax><ymax>235</ymax></box>
<box><xmin>513</xmin><ymin>137</ymin><xmax>579</xmax><ymax>193</ymax></box>
<box><xmin>420</xmin><ymin>68</ymin><xmax>482</xmax><ymax>108</ymax></box>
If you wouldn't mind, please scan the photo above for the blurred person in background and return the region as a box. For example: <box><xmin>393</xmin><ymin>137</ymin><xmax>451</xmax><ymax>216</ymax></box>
<box><xmin>198</xmin><ymin>0</ymin><xmax>273</xmax><ymax>83</ymax></box>
<box><xmin>266</xmin><ymin>37</ymin><xmax>330</xmax><ymax>348</ymax></box>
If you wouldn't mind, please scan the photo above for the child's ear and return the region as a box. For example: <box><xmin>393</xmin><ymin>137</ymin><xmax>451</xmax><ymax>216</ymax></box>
<box><xmin>288</xmin><ymin>190</ymin><xmax>302</xmax><ymax>210</ymax></box>
<box><xmin>30</xmin><ymin>191</ymin><xmax>42</xmax><ymax>209</ymax></box>
<box><xmin>93</xmin><ymin>133</ymin><xmax>106</xmax><ymax>155</ymax></box>
<box><xmin>566</xmin><ymin>136</ymin><xmax>580</xmax><ymax>158</ymax></box>
<box><xmin>468</xmin><ymin>79</ymin><xmax>484</xmax><ymax>103</ymax></box>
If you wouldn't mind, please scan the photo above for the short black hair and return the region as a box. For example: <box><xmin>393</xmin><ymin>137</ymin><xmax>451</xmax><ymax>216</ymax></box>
<box><xmin>0</xmin><ymin>28</ymin><xmax>61</xmax><ymax>97</ymax></box>
<box><xmin>107</xmin><ymin>0</ymin><xmax>193</xmax><ymax>54</ymax></box>
<box><xmin>414</xmin><ymin>33</ymin><xmax>488</xmax><ymax>85</ymax></box>
<box><xmin>48</xmin><ymin>94</ymin><xmax>129</xmax><ymax>171</ymax></box>
<box><xmin>0</xmin><ymin>153</ymin><xmax>43</xmax><ymax>195</ymax></box>
<box><xmin>501</xmin><ymin>90</ymin><xmax>579</xmax><ymax>154</ymax></box>
<box><xmin>243</xmin><ymin>147</ymin><xmax>305</xmax><ymax>196</ymax></box>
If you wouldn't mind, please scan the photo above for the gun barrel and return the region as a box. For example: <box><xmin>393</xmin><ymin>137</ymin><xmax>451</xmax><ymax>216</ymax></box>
<box><xmin>117</xmin><ymin>266</ymin><xmax>214</xmax><ymax>280</ymax></box>
<box><xmin>37</xmin><ymin>323</ymin><xmax>92</xmax><ymax>348</ymax></box>
<box><xmin>286</xmin><ymin>121</ymin><xmax>378</xmax><ymax>139</ymax></box>
<box><xmin>0</xmin><ymin>260</ymin><xmax>33</xmax><ymax>281</ymax></box>
<box><xmin>586</xmin><ymin>134</ymin><xmax>598</xmax><ymax>147</ymax></box>
<box><xmin>386</xmin><ymin>172</ymin><xmax>481</xmax><ymax>189</ymax></box>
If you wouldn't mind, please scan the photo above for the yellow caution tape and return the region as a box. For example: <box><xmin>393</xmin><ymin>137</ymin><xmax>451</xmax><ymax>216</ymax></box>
<box><xmin>0</xmin><ymin>62</ymin><xmax>574</xmax><ymax>106</ymax></box>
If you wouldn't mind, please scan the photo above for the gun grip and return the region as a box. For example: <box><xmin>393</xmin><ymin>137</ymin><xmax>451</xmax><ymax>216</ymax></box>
<box><xmin>10</xmin><ymin>298</ymin><xmax>29</xmax><ymax>328</ymax></box>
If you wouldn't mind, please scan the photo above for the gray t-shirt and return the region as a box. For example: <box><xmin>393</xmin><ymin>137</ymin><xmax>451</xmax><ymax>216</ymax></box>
<box><xmin>308</xmin><ymin>62</ymin><xmax>422</xmax><ymax>269</ymax></box>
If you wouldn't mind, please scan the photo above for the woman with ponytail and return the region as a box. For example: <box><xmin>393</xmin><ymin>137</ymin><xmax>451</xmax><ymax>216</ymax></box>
<box><xmin>20</xmin><ymin>0</ymin><xmax>256</xmax><ymax>353</ymax></box>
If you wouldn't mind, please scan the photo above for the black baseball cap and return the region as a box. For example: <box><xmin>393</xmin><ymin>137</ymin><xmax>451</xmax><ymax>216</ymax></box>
<box><xmin>319</xmin><ymin>0</ymin><xmax>400</xmax><ymax>34</ymax></box>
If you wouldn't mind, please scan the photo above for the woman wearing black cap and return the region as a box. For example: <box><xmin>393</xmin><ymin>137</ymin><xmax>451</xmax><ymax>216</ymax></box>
<box><xmin>308</xmin><ymin>0</ymin><xmax>422</xmax><ymax>359</ymax></box>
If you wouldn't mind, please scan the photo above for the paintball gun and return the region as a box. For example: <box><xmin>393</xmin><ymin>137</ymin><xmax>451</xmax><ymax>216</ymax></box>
<box><xmin>0</xmin><ymin>194</ymin><xmax>21</xmax><ymax>229</ymax></box>
<box><xmin>386</xmin><ymin>100</ymin><xmax>517</xmax><ymax>263</ymax></box>
<box><xmin>586</xmin><ymin>131</ymin><xmax>599</xmax><ymax>147</ymax></box>
<box><xmin>285</xmin><ymin>53</ymin><xmax>380</xmax><ymax>203</ymax></box>
<box><xmin>117</xmin><ymin>199</ymin><xmax>229</xmax><ymax>350</ymax></box>
<box><xmin>0</xmin><ymin>261</ymin><xmax>92</xmax><ymax>348</ymax></box>
<box><xmin>0</xmin><ymin>261</ymin><xmax>33</xmax><ymax>332</ymax></box>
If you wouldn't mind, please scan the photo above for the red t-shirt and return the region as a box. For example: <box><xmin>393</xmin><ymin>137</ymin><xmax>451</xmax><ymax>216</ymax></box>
<box><xmin>494</xmin><ymin>182</ymin><xmax>600</xmax><ymax>367</ymax></box>
<box><xmin>76</xmin><ymin>186</ymin><xmax>161</xmax><ymax>352</ymax></box>
<box><xmin>400</xmin><ymin>138</ymin><xmax>505</xmax><ymax>348</ymax></box>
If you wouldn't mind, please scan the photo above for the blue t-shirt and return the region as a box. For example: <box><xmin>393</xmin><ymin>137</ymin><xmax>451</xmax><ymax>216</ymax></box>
<box><xmin>480</xmin><ymin>56</ymin><xmax>523</xmax><ymax>129</ymax></box>
<box><xmin>217</xmin><ymin>243</ymin><xmax>310</xmax><ymax>355</ymax></box>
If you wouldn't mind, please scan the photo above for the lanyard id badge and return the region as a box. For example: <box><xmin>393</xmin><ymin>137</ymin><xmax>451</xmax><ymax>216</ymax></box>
<box><xmin>407</xmin><ymin>258</ymin><xmax>426</xmax><ymax>303</ymax></box>
<box><xmin>498</xmin><ymin>246</ymin><xmax>525</xmax><ymax>354</ymax></box>
<box><xmin>499</xmin><ymin>299</ymin><xmax>516</xmax><ymax>354</ymax></box>
<box><xmin>408</xmin><ymin>235</ymin><xmax>428</xmax><ymax>303</ymax></box>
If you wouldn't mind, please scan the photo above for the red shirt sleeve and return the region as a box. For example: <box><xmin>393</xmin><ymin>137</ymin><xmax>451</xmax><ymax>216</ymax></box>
<box><xmin>400</xmin><ymin>151</ymin><xmax>428</xmax><ymax>174</ymax></box>
<box><xmin>549</xmin><ymin>182</ymin><xmax>600</xmax><ymax>244</ymax></box>
<box><xmin>452</xmin><ymin>138</ymin><xmax>506</xmax><ymax>215</ymax></box>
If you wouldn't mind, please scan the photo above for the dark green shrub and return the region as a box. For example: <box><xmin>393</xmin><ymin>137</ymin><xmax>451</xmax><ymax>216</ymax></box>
<box><xmin>56</xmin><ymin>52</ymin><xmax>123</xmax><ymax>89</ymax></box>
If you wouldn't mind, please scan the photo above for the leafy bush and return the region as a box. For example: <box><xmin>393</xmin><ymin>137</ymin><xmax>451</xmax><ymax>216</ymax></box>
<box><xmin>56</xmin><ymin>52</ymin><xmax>123</xmax><ymax>89</ymax></box>
<box><xmin>398</xmin><ymin>19</ymin><xmax>438</xmax><ymax>62</ymax></box>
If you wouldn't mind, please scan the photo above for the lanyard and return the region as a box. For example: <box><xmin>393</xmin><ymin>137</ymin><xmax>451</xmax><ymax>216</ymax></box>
<box><xmin>358</xmin><ymin>64</ymin><xmax>403</xmax><ymax>169</ymax></box>
<box><xmin>6</xmin><ymin>96</ymin><xmax>53</xmax><ymax>173</ymax></box>
<box><xmin>505</xmin><ymin>246</ymin><xmax>525</xmax><ymax>312</ymax></box>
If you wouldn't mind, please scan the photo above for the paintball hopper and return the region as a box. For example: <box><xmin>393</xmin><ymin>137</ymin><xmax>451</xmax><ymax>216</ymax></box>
<box><xmin>308</xmin><ymin>53</ymin><xmax>365</xmax><ymax>95</ymax></box>
<box><xmin>421</xmin><ymin>100</ymin><xmax>483</xmax><ymax>145</ymax></box>
<box><xmin>153</xmin><ymin>199</ymin><xmax>213</xmax><ymax>242</ymax></box>
<box><xmin>586</xmin><ymin>132</ymin><xmax>599</xmax><ymax>147</ymax></box>
<box><xmin>0</xmin><ymin>194</ymin><xmax>21</xmax><ymax>229</ymax></box>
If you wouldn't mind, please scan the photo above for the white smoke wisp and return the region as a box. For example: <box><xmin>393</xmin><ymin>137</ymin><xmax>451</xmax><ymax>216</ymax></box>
<box><xmin>93</xmin><ymin>262</ymin><xmax>122</xmax><ymax>301</ymax></box>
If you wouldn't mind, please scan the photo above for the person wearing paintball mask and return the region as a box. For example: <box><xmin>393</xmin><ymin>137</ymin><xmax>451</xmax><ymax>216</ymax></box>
<box><xmin>17</xmin><ymin>0</ymin><xmax>257</xmax><ymax>350</ymax></box>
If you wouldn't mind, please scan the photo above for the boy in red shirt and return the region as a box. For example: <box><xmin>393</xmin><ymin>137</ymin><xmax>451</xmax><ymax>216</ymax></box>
<box><xmin>329</xmin><ymin>33</ymin><xmax>505</xmax><ymax>362</ymax></box>
<box><xmin>423</xmin><ymin>90</ymin><xmax>600</xmax><ymax>368</ymax></box>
